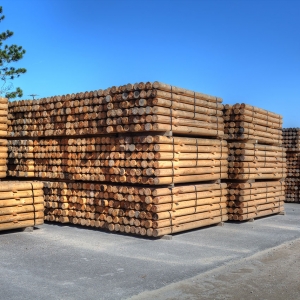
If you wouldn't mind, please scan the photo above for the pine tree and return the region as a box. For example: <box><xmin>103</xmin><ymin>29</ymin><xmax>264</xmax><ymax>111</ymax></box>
<box><xmin>0</xmin><ymin>6</ymin><xmax>26</xmax><ymax>99</ymax></box>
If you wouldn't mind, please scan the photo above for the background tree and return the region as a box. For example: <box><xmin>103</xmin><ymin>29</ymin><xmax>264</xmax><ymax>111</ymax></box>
<box><xmin>0</xmin><ymin>6</ymin><xmax>26</xmax><ymax>99</ymax></box>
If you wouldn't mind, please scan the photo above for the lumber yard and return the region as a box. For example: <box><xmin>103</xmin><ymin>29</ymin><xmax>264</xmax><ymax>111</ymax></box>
<box><xmin>0</xmin><ymin>80</ymin><xmax>297</xmax><ymax>235</ymax></box>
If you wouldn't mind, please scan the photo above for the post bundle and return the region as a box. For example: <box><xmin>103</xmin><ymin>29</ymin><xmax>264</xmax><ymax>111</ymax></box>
<box><xmin>227</xmin><ymin>181</ymin><xmax>285</xmax><ymax>221</ymax></box>
<box><xmin>224</xmin><ymin>103</ymin><xmax>282</xmax><ymax>145</ymax></box>
<box><xmin>0</xmin><ymin>181</ymin><xmax>44</xmax><ymax>231</ymax></box>
<box><xmin>0</xmin><ymin>97</ymin><xmax>8</xmax><ymax>178</ymax></box>
<box><xmin>7</xmin><ymin>135</ymin><xmax>228</xmax><ymax>185</ymax></box>
<box><xmin>8</xmin><ymin>82</ymin><xmax>224</xmax><ymax>138</ymax></box>
<box><xmin>283</xmin><ymin>128</ymin><xmax>300</xmax><ymax>203</ymax></box>
<box><xmin>43</xmin><ymin>181</ymin><xmax>228</xmax><ymax>237</ymax></box>
<box><xmin>224</xmin><ymin>103</ymin><xmax>286</xmax><ymax>221</ymax></box>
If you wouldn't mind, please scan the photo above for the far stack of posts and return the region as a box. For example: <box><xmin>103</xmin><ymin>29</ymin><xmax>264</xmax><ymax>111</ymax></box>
<box><xmin>0</xmin><ymin>97</ymin><xmax>8</xmax><ymax>178</ymax></box>
<box><xmin>224</xmin><ymin>103</ymin><xmax>286</xmax><ymax>221</ymax></box>
<box><xmin>7</xmin><ymin>81</ymin><xmax>229</xmax><ymax>237</ymax></box>
<box><xmin>282</xmin><ymin>128</ymin><xmax>300</xmax><ymax>203</ymax></box>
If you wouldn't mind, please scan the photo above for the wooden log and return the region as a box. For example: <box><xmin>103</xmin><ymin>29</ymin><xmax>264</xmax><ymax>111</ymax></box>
<box><xmin>0</xmin><ymin>139</ymin><xmax>8</xmax><ymax>146</ymax></box>
<box><xmin>144</xmin><ymin>123</ymin><xmax>223</xmax><ymax>137</ymax></box>
<box><xmin>150</xmin><ymin>215</ymin><xmax>228</xmax><ymax>237</ymax></box>
<box><xmin>232</xmin><ymin>195</ymin><xmax>285</xmax><ymax>208</ymax></box>
<box><xmin>0</xmin><ymin>211</ymin><xmax>44</xmax><ymax>224</ymax></box>
<box><xmin>230</xmin><ymin>186</ymin><xmax>284</xmax><ymax>196</ymax></box>
<box><xmin>152</xmin><ymin>159</ymin><xmax>228</xmax><ymax>169</ymax></box>
<box><xmin>0</xmin><ymin>203</ymin><xmax>44</xmax><ymax>216</ymax></box>
<box><xmin>0</xmin><ymin>218</ymin><xmax>44</xmax><ymax>231</ymax></box>
<box><xmin>152</xmin><ymin>200</ymin><xmax>227</xmax><ymax>215</ymax></box>
<box><xmin>152</xmin><ymin>143</ymin><xmax>225</xmax><ymax>153</ymax></box>
<box><xmin>0</xmin><ymin>189</ymin><xmax>44</xmax><ymax>200</ymax></box>
<box><xmin>0</xmin><ymin>181</ymin><xmax>44</xmax><ymax>191</ymax></box>
<box><xmin>155</xmin><ymin>152</ymin><xmax>228</xmax><ymax>160</ymax></box>
<box><xmin>232</xmin><ymin>181</ymin><xmax>284</xmax><ymax>190</ymax></box>
<box><xmin>236</xmin><ymin>103</ymin><xmax>282</xmax><ymax>120</ymax></box>
<box><xmin>152</xmin><ymin>81</ymin><xmax>223</xmax><ymax>103</ymax></box>
<box><xmin>235</xmin><ymin>162</ymin><xmax>285</xmax><ymax>168</ymax></box>
<box><xmin>0</xmin><ymin>97</ymin><xmax>8</xmax><ymax>104</ymax></box>
<box><xmin>150</xmin><ymin>208</ymin><xmax>227</xmax><ymax>229</ymax></box>
<box><xmin>149</xmin><ymin>115</ymin><xmax>223</xmax><ymax>130</ymax></box>
<box><xmin>152</xmin><ymin>173</ymin><xmax>227</xmax><ymax>185</ymax></box>
<box><xmin>0</xmin><ymin>196</ymin><xmax>44</xmax><ymax>207</ymax></box>
<box><xmin>148</xmin><ymin>105</ymin><xmax>222</xmax><ymax>121</ymax></box>
<box><xmin>230</xmin><ymin>167</ymin><xmax>285</xmax><ymax>175</ymax></box>
<box><xmin>149</xmin><ymin>135</ymin><xmax>227</xmax><ymax>146</ymax></box>
<box><xmin>229</xmin><ymin>173</ymin><xmax>285</xmax><ymax>180</ymax></box>
<box><xmin>149</xmin><ymin>188</ymin><xmax>227</xmax><ymax>205</ymax></box>
<box><xmin>234</xmin><ymin>206</ymin><xmax>284</xmax><ymax>221</ymax></box>
<box><xmin>228</xmin><ymin>142</ymin><xmax>284</xmax><ymax>151</ymax></box>
<box><xmin>228</xmin><ymin>155</ymin><xmax>285</xmax><ymax>163</ymax></box>
<box><xmin>143</xmin><ymin>184</ymin><xmax>225</xmax><ymax>198</ymax></box>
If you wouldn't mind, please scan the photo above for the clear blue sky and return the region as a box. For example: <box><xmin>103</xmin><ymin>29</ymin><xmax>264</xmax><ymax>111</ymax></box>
<box><xmin>1</xmin><ymin>0</ymin><xmax>299</xmax><ymax>127</ymax></box>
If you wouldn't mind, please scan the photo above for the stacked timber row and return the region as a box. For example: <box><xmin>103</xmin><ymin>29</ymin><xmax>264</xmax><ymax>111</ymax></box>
<box><xmin>7</xmin><ymin>82</ymin><xmax>229</xmax><ymax>236</ymax></box>
<box><xmin>227</xmin><ymin>181</ymin><xmax>285</xmax><ymax>221</ymax></box>
<box><xmin>43</xmin><ymin>181</ymin><xmax>228</xmax><ymax>237</ymax></box>
<box><xmin>7</xmin><ymin>140</ymin><xmax>34</xmax><ymax>177</ymax></box>
<box><xmin>0</xmin><ymin>97</ymin><xmax>8</xmax><ymax>137</ymax></box>
<box><xmin>0</xmin><ymin>139</ymin><xmax>8</xmax><ymax>178</ymax></box>
<box><xmin>0</xmin><ymin>181</ymin><xmax>44</xmax><ymax>231</ymax></box>
<box><xmin>0</xmin><ymin>97</ymin><xmax>8</xmax><ymax>178</ymax></box>
<box><xmin>8</xmin><ymin>81</ymin><xmax>224</xmax><ymax>138</ymax></box>
<box><xmin>224</xmin><ymin>104</ymin><xmax>286</xmax><ymax>221</ymax></box>
<box><xmin>227</xmin><ymin>142</ymin><xmax>286</xmax><ymax>181</ymax></box>
<box><xmin>7</xmin><ymin>136</ymin><xmax>228</xmax><ymax>184</ymax></box>
<box><xmin>283</xmin><ymin>128</ymin><xmax>300</xmax><ymax>203</ymax></box>
<box><xmin>224</xmin><ymin>103</ymin><xmax>282</xmax><ymax>145</ymax></box>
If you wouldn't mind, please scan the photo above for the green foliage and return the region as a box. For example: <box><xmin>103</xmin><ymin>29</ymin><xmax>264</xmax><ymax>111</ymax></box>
<box><xmin>0</xmin><ymin>6</ymin><xmax>26</xmax><ymax>99</ymax></box>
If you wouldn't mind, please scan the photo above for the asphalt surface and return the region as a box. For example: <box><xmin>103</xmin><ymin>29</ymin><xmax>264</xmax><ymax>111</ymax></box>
<box><xmin>130</xmin><ymin>238</ymin><xmax>300</xmax><ymax>300</ymax></box>
<box><xmin>0</xmin><ymin>203</ymin><xmax>299</xmax><ymax>300</ymax></box>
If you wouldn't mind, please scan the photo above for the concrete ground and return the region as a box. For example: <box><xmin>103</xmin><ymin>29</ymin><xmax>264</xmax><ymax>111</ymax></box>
<box><xmin>0</xmin><ymin>203</ymin><xmax>299</xmax><ymax>300</ymax></box>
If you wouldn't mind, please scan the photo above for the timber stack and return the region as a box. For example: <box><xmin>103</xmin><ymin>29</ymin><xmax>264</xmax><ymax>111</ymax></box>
<box><xmin>44</xmin><ymin>181</ymin><xmax>227</xmax><ymax>237</ymax></box>
<box><xmin>7</xmin><ymin>81</ymin><xmax>228</xmax><ymax>236</ymax></box>
<box><xmin>283</xmin><ymin>128</ymin><xmax>300</xmax><ymax>203</ymax></box>
<box><xmin>0</xmin><ymin>181</ymin><xmax>44</xmax><ymax>231</ymax></box>
<box><xmin>7</xmin><ymin>136</ymin><xmax>228</xmax><ymax>184</ymax></box>
<box><xmin>224</xmin><ymin>103</ymin><xmax>286</xmax><ymax>221</ymax></box>
<box><xmin>8</xmin><ymin>82</ymin><xmax>224</xmax><ymax>138</ymax></box>
<box><xmin>0</xmin><ymin>97</ymin><xmax>8</xmax><ymax>178</ymax></box>
<box><xmin>224</xmin><ymin>103</ymin><xmax>283</xmax><ymax>145</ymax></box>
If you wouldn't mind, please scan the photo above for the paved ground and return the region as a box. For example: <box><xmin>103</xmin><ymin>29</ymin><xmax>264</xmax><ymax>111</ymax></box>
<box><xmin>0</xmin><ymin>203</ymin><xmax>299</xmax><ymax>300</ymax></box>
<box><xmin>131</xmin><ymin>237</ymin><xmax>300</xmax><ymax>300</ymax></box>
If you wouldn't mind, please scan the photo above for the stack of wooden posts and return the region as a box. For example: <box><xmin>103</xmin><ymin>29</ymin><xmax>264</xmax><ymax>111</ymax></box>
<box><xmin>0</xmin><ymin>139</ymin><xmax>8</xmax><ymax>178</ymax></box>
<box><xmin>228</xmin><ymin>142</ymin><xmax>286</xmax><ymax>180</ymax></box>
<box><xmin>7</xmin><ymin>140</ymin><xmax>34</xmax><ymax>177</ymax></box>
<box><xmin>0</xmin><ymin>97</ymin><xmax>8</xmax><ymax>137</ymax></box>
<box><xmin>227</xmin><ymin>181</ymin><xmax>285</xmax><ymax>221</ymax></box>
<box><xmin>7</xmin><ymin>136</ymin><xmax>228</xmax><ymax>184</ymax></box>
<box><xmin>224</xmin><ymin>103</ymin><xmax>283</xmax><ymax>145</ymax></box>
<box><xmin>0</xmin><ymin>97</ymin><xmax>8</xmax><ymax>178</ymax></box>
<box><xmin>44</xmin><ymin>181</ymin><xmax>228</xmax><ymax>237</ymax></box>
<box><xmin>7</xmin><ymin>82</ymin><xmax>229</xmax><ymax>236</ymax></box>
<box><xmin>224</xmin><ymin>104</ymin><xmax>286</xmax><ymax>221</ymax></box>
<box><xmin>283</xmin><ymin>128</ymin><xmax>300</xmax><ymax>152</ymax></box>
<box><xmin>0</xmin><ymin>181</ymin><xmax>44</xmax><ymax>231</ymax></box>
<box><xmin>8</xmin><ymin>81</ymin><xmax>224</xmax><ymax>138</ymax></box>
<box><xmin>283</xmin><ymin>128</ymin><xmax>300</xmax><ymax>203</ymax></box>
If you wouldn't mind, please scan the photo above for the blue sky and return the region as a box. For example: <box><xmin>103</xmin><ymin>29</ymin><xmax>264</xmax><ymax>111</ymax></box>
<box><xmin>1</xmin><ymin>0</ymin><xmax>299</xmax><ymax>126</ymax></box>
